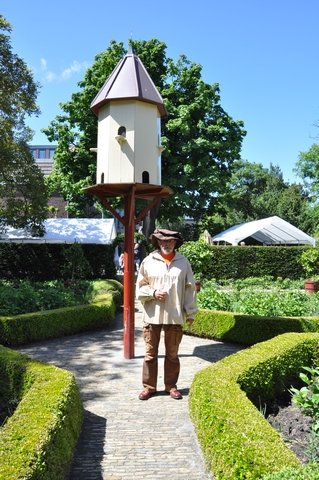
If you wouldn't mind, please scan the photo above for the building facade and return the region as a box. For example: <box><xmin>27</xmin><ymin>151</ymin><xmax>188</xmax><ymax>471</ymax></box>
<box><xmin>30</xmin><ymin>145</ymin><xmax>68</xmax><ymax>218</ymax></box>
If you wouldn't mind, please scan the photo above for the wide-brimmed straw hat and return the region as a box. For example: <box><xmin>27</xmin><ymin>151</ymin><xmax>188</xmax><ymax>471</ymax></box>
<box><xmin>150</xmin><ymin>229</ymin><xmax>184</xmax><ymax>249</ymax></box>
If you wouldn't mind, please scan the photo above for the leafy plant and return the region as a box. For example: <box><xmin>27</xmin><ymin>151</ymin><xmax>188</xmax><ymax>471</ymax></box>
<box><xmin>197</xmin><ymin>281</ymin><xmax>319</xmax><ymax>317</ymax></box>
<box><xmin>0</xmin><ymin>280</ymin><xmax>90</xmax><ymax>316</ymax></box>
<box><xmin>61</xmin><ymin>243</ymin><xmax>92</xmax><ymax>282</ymax></box>
<box><xmin>290</xmin><ymin>366</ymin><xmax>319</xmax><ymax>434</ymax></box>
<box><xmin>299</xmin><ymin>248</ymin><xmax>319</xmax><ymax>279</ymax></box>
<box><xmin>179</xmin><ymin>241</ymin><xmax>213</xmax><ymax>280</ymax></box>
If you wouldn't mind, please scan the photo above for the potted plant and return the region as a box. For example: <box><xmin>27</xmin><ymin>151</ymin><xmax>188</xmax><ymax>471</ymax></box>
<box><xmin>299</xmin><ymin>248</ymin><xmax>319</xmax><ymax>293</ymax></box>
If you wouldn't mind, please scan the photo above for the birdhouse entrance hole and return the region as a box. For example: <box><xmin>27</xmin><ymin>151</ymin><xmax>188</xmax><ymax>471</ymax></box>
<box><xmin>142</xmin><ymin>171</ymin><xmax>150</xmax><ymax>183</ymax></box>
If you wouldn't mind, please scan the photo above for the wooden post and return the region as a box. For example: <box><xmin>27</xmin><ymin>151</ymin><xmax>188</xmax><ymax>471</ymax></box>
<box><xmin>84</xmin><ymin>183</ymin><xmax>172</xmax><ymax>359</ymax></box>
<box><xmin>123</xmin><ymin>185</ymin><xmax>136</xmax><ymax>358</ymax></box>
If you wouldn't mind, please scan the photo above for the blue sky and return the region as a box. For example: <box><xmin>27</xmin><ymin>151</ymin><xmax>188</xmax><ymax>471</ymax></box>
<box><xmin>2</xmin><ymin>0</ymin><xmax>319</xmax><ymax>183</ymax></box>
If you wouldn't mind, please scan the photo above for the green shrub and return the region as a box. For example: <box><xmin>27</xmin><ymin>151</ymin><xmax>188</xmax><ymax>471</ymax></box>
<box><xmin>85</xmin><ymin>278</ymin><xmax>123</xmax><ymax>310</ymax></box>
<box><xmin>290</xmin><ymin>366</ymin><xmax>319</xmax><ymax>434</ymax></box>
<box><xmin>0</xmin><ymin>346</ymin><xmax>83</xmax><ymax>480</ymax></box>
<box><xmin>184</xmin><ymin>309</ymin><xmax>319</xmax><ymax>345</ymax></box>
<box><xmin>261</xmin><ymin>463</ymin><xmax>319</xmax><ymax>479</ymax></box>
<box><xmin>197</xmin><ymin>279</ymin><xmax>319</xmax><ymax>317</ymax></box>
<box><xmin>0</xmin><ymin>280</ymin><xmax>90</xmax><ymax>316</ymax></box>
<box><xmin>299</xmin><ymin>247</ymin><xmax>319</xmax><ymax>279</ymax></box>
<box><xmin>179</xmin><ymin>240</ymin><xmax>213</xmax><ymax>281</ymax></box>
<box><xmin>189</xmin><ymin>333</ymin><xmax>319</xmax><ymax>480</ymax></box>
<box><xmin>0</xmin><ymin>279</ymin><xmax>122</xmax><ymax>346</ymax></box>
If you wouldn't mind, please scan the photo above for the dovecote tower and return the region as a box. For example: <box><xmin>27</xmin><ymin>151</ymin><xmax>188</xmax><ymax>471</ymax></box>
<box><xmin>90</xmin><ymin>52</ymin><xmax>167</xmax><ymax>186</ymax></box>
<box><xmin>86</xmin><ymin>52</ymin><xmax>172</xmax><ymax>359</ymax></box>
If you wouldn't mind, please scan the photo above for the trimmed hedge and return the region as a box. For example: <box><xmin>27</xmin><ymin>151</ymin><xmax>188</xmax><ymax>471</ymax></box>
<box><xmin>85</xmin><ymin>278</ymin><xmax>123</xmax><ymax>310</ymax></box>
<box><xmin>189</xmin><ymin>332</ymin><xmax>319</xmax><ymax>480</ymax></box>
<box><xmin>0</xmin><ymin>346</ymin><xmax>83</xmax><ymax>480</ymax></box>
<box><xmin>0</xmin><ymin>279</ymin><xmax>122</xmax><ymax>479</ymax></box>
<box><xmin>0</xmin><ymin>279</ymin><xmax>123</xmax><ymax>347</ymax></box>
<box><xmin>184</xmin><ymin>309</ymin><xmax>319</xmax><ymax>344</ymax></box>
<box><xmin>0</xmin><ymin>294</ymin><xmax>115</xmax><ymax>347</ymax></box>
<box><xmin>180</xmin><ymin>242</ymin><xmax>307</xmax><ymax>280</ymax></box>
<box><xmin>0</xmin><ymin>243</ymin><xmax>116</xmax><ymax>281</ymax></box>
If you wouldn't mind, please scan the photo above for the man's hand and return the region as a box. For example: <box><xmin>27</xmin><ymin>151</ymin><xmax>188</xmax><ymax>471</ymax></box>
<box><xmin>186</xmin><ymin>318</ymin><xmax>194</xmax><ymax>327</ymax></box>
<box><xmin>154</xmin><ymin>290</ymin><xmax>167</xmax><ymax>301</ymax></box>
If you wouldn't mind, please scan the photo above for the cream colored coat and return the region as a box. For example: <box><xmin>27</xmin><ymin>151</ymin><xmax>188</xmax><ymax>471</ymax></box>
<box><xmin>136</xmin><ymin>250</ymin><xmax>198</xmax><ymax>325</ymax></box>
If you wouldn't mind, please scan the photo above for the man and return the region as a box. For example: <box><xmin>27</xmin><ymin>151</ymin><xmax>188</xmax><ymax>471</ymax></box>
<box><xmin>136</xmin><ymin>228</ymin><xmax>198</xmax><ymax>400</ymax></box>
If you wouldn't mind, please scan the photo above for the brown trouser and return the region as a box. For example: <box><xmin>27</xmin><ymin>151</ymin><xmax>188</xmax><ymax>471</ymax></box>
<box><xmin>142</xmin><ymin>323</ymin><xmax>183</xmax><ymax>392</ymax></box>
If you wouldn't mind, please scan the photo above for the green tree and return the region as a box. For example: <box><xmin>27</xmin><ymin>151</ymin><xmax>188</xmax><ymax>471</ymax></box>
<box><xmin>201</xmin><ymin>160</ymin><xmax>314</xmax><ymax>236</ymax></box>
<box><xmin>159</xmin><ymin>54</ymin><xmax>246</xmax><ymax>223</ymax></box>
<box><xmin>295</xmin><ymin>143</ymin><xmax>319</xmax><ymax>195</ymax></box>
<box><xmin>44</xmin><ymin>39</ymin><xmax>246</xmax><ymax>225</ymax></box>
<box><xmin>0</xmin><ymin>15</ymin><xmax>48</xmax><ymax>234</ymax></box>
<box><xmin>227</xmin><ymin>161</ymin><xmax>286</xmax><ymax>218</ymax></box>
<box><xmin>275</xmin><ymin>183</ymin><xmax>316</xmax><ymax>233</ymax></box>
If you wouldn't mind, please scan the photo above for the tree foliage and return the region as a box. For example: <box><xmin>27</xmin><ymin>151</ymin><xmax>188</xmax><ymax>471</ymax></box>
<box><xmin>201</xmin><ymin>159</ymin><xmax>315</xmax><ymax>236</ymax></box>
<box><xmin>295</xmin><ymin>143</ymin><xmax>319</xmax><ymax>195</ymax></box>
<box><xmin>43</xmin><ymin>39</ymin><xmax>246</xmax><ymax>222</ymax></box>
<box><xmin>0</xmin><ymin>15</ymin><xmax>48</xmax><ymax>233</ymax></box>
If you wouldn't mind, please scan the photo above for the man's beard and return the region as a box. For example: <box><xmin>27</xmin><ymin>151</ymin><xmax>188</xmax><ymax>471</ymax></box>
<box><xmin>160</xmin><ymin>245</ymin><xmax>174</xmax><ymax>254</ymax></box>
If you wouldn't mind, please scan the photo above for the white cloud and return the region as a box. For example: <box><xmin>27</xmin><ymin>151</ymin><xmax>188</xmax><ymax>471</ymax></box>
<box><xmin>38</xmin><ymin>58</ymin><xmax>88</xmax><ymax>83</ymax></box>
<box><xmin>40</xmin><ymin>58</ymin><xmax>47</xmax><ymax>70</ymax></box>
<box><xmin>44</xmin><ymin>71</ymin><xmax>57</xmax><ymax>82</ymax></box>
<box><xmin>39</xmin><ymin>57</ymin><xmax>56</xmax><ymax>83</ymax></box>
<box><xmin>61</xmin><ymin>60</ymin><xmax>88</xmax><ymax>80</ymax></box>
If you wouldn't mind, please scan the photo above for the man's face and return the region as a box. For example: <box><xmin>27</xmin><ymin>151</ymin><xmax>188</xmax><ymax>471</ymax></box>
<box><xmin>158</xmin><ymin>238</ymin><xmax>176</xmax><ymax>254</ymax></box>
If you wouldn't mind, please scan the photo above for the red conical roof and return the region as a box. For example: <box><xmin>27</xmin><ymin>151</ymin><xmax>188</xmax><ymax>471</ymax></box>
<box><xmin>90</xmin><ymin>53</ymin><xmax>167</xmax><ymax>117</ymax></box>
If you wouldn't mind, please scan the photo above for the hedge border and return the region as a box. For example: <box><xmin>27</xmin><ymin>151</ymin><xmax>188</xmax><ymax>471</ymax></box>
<box><xmin>184</xmin><ymin>309</ymin><xmax>319</xmax><ymax>344</ymax></box>
<box><xmin>0</xmin><ymin>346</ymin><xmax>83</xmax><ymax>480</ymax></box>
<box><xmin>189</xmin><ymin>332</ymin><xmax>319</xmax><ymax>480</ymax></box>
<box><xmin>0</xmin><ymin>279</ymin><xmax>122</xmax><ymax>479</ymax></box>
<box><xmin>0</xmin><ymin>279</ymin><xmax>124</xmax><ymax>347</ymax></box>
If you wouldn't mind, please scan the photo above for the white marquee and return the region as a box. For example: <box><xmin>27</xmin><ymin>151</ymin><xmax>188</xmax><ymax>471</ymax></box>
<box><xmin>0</xmin><ymin>218</ymin><xmax>117</xmax><ymax>245</ymax></box>
<box><xmin>211</xmin><ymin>216</ymin><xmax>316</xmax><ymax>246</ymax></box>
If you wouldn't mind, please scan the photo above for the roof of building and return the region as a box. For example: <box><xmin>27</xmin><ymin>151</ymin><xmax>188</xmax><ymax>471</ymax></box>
<box><xmin>0</xmin><ymin>218</ymin><xmax>117</xmax><ymax>244</ymax></box>
<box><xmin>211</xmin><ymin>216</ymin><xmax>316</xmax><ymax>246</ymax></box>
<box><xmin>90</xmin><ymin>53</ymin><xmax>167</xmax><ymax>117</ymax></box>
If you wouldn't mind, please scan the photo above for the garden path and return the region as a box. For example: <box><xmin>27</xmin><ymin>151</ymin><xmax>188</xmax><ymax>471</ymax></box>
<box><xmin>18</xmin><ymin>301</ymin><xmax>242</xmax><ymax>480</ymax></box>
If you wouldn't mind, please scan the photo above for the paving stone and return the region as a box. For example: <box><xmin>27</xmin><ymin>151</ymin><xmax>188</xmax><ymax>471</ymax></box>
<box><xmin>17</xmin><ymin>301</ymin><xmax>242</xmax><ymax>480</ymax></box>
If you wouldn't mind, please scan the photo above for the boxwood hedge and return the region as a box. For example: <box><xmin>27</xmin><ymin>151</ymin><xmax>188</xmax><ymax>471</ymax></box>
<box><xmin>0</xmin><ymin>346</ymin><xmax>83</xmax><ymax>480</ymax></box>
<box><xmin>184</xmin><ymin>309</ymin><xmax>319</xmax><ymax>344</ymax></box>
<box><xmin>0</xmin><ymin>279</ymin><xmax>122</xmax><ymax>478</ymax></box>
<box><xmin>0</xmin><ymin>279</ymin><xmax>123</xmax><ymax>347</ymax></box>
<box><xmin>189</xmin><ymin>332</ymin><xmax>319</xmax><ymax>480</ymax></box>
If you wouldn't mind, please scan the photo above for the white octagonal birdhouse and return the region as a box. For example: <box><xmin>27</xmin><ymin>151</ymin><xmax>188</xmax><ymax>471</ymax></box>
<box><xmin>90</xmin><ymin>52</ymin><xmax>167</xmax><ymax>186</ymax></box>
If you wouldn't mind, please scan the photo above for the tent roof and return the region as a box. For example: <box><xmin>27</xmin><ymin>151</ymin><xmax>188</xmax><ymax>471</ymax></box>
<box><xmin>0</xmin><ymin>218</ymin><xmax>117</xmax><ymax>244</ymax></box>
<box><xmin>211</xmin><ymin>216</ymin><xmax>316</xmax><ymax>246</ymax></box>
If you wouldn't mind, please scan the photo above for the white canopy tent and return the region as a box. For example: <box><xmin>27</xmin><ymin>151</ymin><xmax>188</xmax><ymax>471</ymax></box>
<box><xmin>211</xmin><ymin>216</ymin><xmax>316</xmax><ymax>246</ymax></box>
<box><xmin>0</xmin><ymin>218</ymin><xmax>117</xmax><ymax>244</ymax></box>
